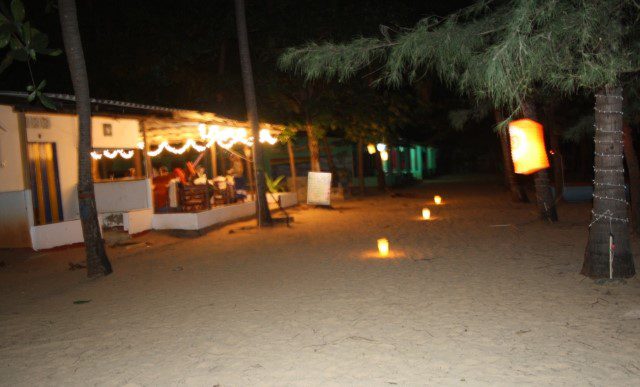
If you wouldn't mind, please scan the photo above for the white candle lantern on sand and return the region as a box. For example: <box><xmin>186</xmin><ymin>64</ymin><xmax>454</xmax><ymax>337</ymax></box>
<box><xmin>377</xmin><ymin>238</ymin><xmax>389</xmax><ymax>257</ymax></box>
<box><xmin>422</xmin><ymin>208</ymin><xmax>431</xmax><ymax>220</ymax></box>
<box><xmin>434</xmin><ymin>195</ymin><xmax>442</xmax><ymax>205</ymax></box>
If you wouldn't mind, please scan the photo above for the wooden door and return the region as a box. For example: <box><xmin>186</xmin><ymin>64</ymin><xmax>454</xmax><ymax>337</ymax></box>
<box><xmin>27</xmin><ymin>143</ymin><xmax>64</xmax><ymax>225</ymax></box>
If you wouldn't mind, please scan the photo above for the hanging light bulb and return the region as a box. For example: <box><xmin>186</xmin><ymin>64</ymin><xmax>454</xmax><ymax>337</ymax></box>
<box><xmin>380</xmin><ymin>150</ymin><xmax>389</xmax><ymax>161</ymax></box>
<box><xmin>376</xmin><ymin>143</ymin><xmax>386</xmax><ymax>152</ymax></box>
<box><xmin>367</xmin><ymin>144</ymin><xmax>376</xmax><ymax>154</ymax></box>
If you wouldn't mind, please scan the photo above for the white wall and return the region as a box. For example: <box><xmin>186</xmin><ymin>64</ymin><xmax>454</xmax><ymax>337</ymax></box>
<box><xmin>27</xmin><ymin>113</ymin><xmax>79</xmax><ymax>221</ymax></box>
<box><xmin>152</xmin><ymin>201</ymin><xmax>256</xmax><ymax>230</ymax></box>
<box><xmin>0</xmin><ymin>106</ymin><xmax>25</xmax><ymax>193</ymax></box>
<box><xmin>0</xmin><ymin>190</ymin><xmax>31</xmax><ymax>247</ymax></box>
<box><xmin>92</xmin><ymin>116</ymin><xmax>140</xmax><ymax>148</ymax></box>
<box><xmin>25</xmin><ymin>112</ymin><xmax>141</xmax><ymax>222</ymax></box>
<box><xmin>267</xmin><ymin>192</ymin><xmax>298</xmax><ymax>208</ymax></box>
<box><xmin>152</xmin><ymin>195</ymin><xmax>297</xmax><ymax>232</ymax></box>
<box><xmin>124</xmin><ymin>208</ymin><xmax>153</xmax><ymax>235</ymax></box>
<box><xmin>30</xmin><ymin>219</ymin><xmax>84</xmax><ymax>250</ymax></box>
<box><xmin>95</xmin><ymin>179</ymin><xmax>150</xmax><ymax>213</ymax></box>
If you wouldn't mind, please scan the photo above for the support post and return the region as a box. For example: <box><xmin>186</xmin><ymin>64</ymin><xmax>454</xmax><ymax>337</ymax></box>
<box><xmin>210</xmin><ymin>143</ymin><xmax>218</xmax><ymax>177</ymax></box>
<box><xmin>287</xmin><ymin>140</ymin><xmax>298</xmax><ymax>197</ymax></box>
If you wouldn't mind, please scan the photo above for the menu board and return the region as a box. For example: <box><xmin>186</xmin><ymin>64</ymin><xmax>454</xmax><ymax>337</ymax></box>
<box><xmin>307</xmin><ymin>172</ymin><xmax>332</xmax><ymax>205</ymax></box>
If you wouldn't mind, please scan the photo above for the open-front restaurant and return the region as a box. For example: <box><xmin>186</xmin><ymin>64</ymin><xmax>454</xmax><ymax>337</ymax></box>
<box><xmin>0</xmin><ymin>93</ymin><xmax>297</xmax><ymax>250</ymax></box>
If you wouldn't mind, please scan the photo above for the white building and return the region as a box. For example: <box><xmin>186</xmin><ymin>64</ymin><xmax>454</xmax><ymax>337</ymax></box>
<box><xmin>0</xmin><ymin>93</ymin><xmax>296</xmax><ymax>250</ymax></box>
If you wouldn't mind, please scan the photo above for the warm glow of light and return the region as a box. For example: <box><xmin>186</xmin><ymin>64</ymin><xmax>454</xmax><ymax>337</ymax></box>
<box><xmin>376</xmin><ymin>143</ymin><xmax>386</xmax><ymax>152</ymax></box>
<box><xmin>91</xmin><ymin>149</ymin><xmax>134</xmax><ymax>160</ymax></box>
<box><xmin>434</xmin><ymin>195</ymin><xmax>442</xmax><ymax>205</ymax></box>
<box><xmin>380</xmin><ymin>150</ymin><xmax>389</xmax><ymax>161</ymax></box>
<box><xmin>377</xmin><ymin>238</ymin><xmax>389</xmax><ymax>257</ymax></box>
<box><xmin>422</xmin><ymin>208</ymin><xmax>431</xmax><ymax>220</ymax></box>
<box><xmin>367</xmin><ymin>144</ymin><xmax>376</xmax><ymax>154</ymax></box>
<box><xmin>508</xmin><ymin>119</ymin><xmax>550</xmax><ymax>175</ymax></box>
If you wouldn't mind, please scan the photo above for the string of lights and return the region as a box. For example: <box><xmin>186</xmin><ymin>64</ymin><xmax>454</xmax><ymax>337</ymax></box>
<box><xmin>594</xmin><ymin>94</ymin><xmax>624</xmax><ymax>100</ymax></box>
<box><xmin>594</xmin><ymin>152</ymin><xmax>624</xmax><ymax>157</ymax></box>
<box><xmin>594</xmin><ymin>139</ymin><xmax>623</xmax><ymax>144</ymax></box>
<box><xmin>90</xmin><ymin>149</ymin><xmax>135</xmax><ymax>160</ymax></box>
<box><xmin>90</xmin><ymin>126</ymin><xmax>279</xmax><ymax>159</ymax></box>
<box><xmin>593</xmin><ymin>193</ymin><xmax>628</xmax><ymax>204</ymax></box>
<box><xmin>589</xmin><ymin>209</ymin><xmax>628</xmax><ymax>228</ymax></box>
<box><xmin>594</xmin><ymin>108</ymin><xmax>624</xmax><ymax>115</ymax></box>
<box><xmin>593</xmin><ymin>181</ymin><xmax>626</xmax><ymax>188</ymax></box>
<box><xmin>594</xmin><ymin>168</ymin><xmax>625</xmax><ymax>173</ymax></box>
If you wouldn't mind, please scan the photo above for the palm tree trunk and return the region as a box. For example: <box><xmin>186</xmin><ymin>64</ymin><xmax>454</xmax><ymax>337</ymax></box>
<box><xmin>58</xmin><ymin>0</ymin><xmax>112</xmax><ymax>277</ymax></box>
<box><xmin>583</xmin><ymin>86</ymin><xmax>634</xmax><ymax>278</ymax></box>
<box><xmin>234</xmin><ymin>0</ymin><xmax>272</xmax><ymax>226</ymax></box>
<box><xmin>520</xmin><ymin>99</ymin><xmax>557</xmax><ymax>222</ymax></box>
<box><xmin>623</xmin><ymin>123</ymin><xmax>640</xmax><ymax>234</ymax></box>
<box><xmin>306</xmin><ymin>123</ymin><xmax>321</xmax><ymax>172</ymax></box>
<box><xmin>495</xmin><ymin>109</ymin><xmax>528</xmax><ymax>203</ymax></box>
<box><xmin>286</xmin><ymin>140</ymin><xmax>298</xmax><ymax>195</ymax></box>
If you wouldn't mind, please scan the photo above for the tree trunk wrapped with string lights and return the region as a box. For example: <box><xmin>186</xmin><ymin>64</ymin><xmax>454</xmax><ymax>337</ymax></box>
<box><xmin>583</xmin><ymin>87</ymin><xmax>634</xmax><ymax>278</ymax></box>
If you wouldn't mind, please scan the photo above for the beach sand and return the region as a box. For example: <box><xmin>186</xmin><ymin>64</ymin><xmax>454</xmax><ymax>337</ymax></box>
<box><xmin>1</xmin><ymin>178</ymin><xmax>639</xmax><ymax>386</ymax></box>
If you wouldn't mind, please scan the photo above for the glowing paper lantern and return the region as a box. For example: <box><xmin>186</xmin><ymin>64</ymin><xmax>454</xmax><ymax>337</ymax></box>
<box><xmin>377</xmin><ymin>238</ymin><xmax>389</xmax><ymax>257</ymax></box>
<box><xmin>422</xmin><ymin>208</ymin><xmax>431</xmax><ymax>220</ymax></box>
<box><xmin>380</xmin><ymin>150</ymin><xmax>389</xmax><ymax>161</ymax></box>
<box><xmin>367</xmin><ymin>144</ymin><xmax>376</xmax><ymax>154</ymax></box>
<box><xmin>434</xmin><ymin>195</ymin><xmax>442</xmax><ymax>205</ymax></box>
<box><xmin>508</xmin><ymin>119</ymin><xmax>550</xmax><ymax>175</ymax></box>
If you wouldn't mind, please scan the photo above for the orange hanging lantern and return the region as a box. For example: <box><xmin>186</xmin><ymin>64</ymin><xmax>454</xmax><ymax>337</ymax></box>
<box><xmin>508</xmin><ymin>119</ymin><xmax>550</xmax><ymax>175</ymax></box>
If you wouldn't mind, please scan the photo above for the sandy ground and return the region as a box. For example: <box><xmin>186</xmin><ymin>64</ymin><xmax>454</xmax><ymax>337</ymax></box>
<box><xmin>1</xmin><ymin>177</ymin><xmax>640</xmax><ymax>386</ymax></box>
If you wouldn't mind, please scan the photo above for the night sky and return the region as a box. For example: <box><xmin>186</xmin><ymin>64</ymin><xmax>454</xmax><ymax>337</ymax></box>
<box><xmin>1</xmin><ymin>0</ymin><xmax>530</xmax><ymax>174</ymax></box>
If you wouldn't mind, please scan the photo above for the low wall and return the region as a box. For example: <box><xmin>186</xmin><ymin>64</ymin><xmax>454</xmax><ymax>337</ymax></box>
<box><xmin>124</xmin><ymin>208</ymin><xmax>154</xmax><ymax>235</ymax></box>
<box><xmin>95</xmin><ymin>179</ymin><xmax>150</xmax><ymax>213</ymax></box>
<box><xmin>0</xmin><ymin>190</ymin><xmax>32</xmax><ymax>248</ymax></box>
<box><xmin>30</xmin><ymin>208</ymin><xmax>154</xmax><ymax>250</ymax></box>
<box><xmin>152</xmin><ymin>201</ymin><xmax>255</xmax><ymax>230</ymax></box>
<box><xmin>30</xmin><ymin>219</ymin><xmax>85</xmax><ymax>250</ymax></box>
<box><xmin>267</xmin><ymin>192</ymin><xmax>298</xmax><ymax>208</ymax></box>
<box><xmin>153</xmin><ymin>193</ymin><xmax>298</xmax><ymax>231</ymax></box>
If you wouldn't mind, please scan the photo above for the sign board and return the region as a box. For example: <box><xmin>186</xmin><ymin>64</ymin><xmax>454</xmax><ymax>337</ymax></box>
<box><xmin>307</xmin><ymin>172</ymin><xmax>332</xmax><ymax>205</ymax></box>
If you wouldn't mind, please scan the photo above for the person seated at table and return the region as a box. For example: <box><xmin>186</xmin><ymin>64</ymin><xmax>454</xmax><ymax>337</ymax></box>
<box><xmin>193</xmin><ymin>166</ymin><xmax>208</xmax><ymax>185</ymax></box>
<box><xmin>172</xmin><ymin>162</ymin><xmax>187</xmax><ymax>184</ymax></box>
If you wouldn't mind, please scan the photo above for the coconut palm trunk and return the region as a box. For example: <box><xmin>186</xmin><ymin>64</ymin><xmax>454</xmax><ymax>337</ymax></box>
<box><xmin>306</xmin><ymin>122</ymin><xmax>321</xmax><ymax>172</ymax></box>
<box><xmin>234</xmin><ymin>0</ymin><xmax>272</xmax><ymax>226</ymax></box>
<box><xmin>520</xmin><ymin>99</ymin><xmax>557</xmax><ymax>222</ymax></box>
<box><xmin>58</xmin><ymin>0</ymin><xmax>112</xmax><ymax>277</ymax></box>
<box><xmin>583</xmin><ymin>87</ymin><xmax>634</xmax><ymax>278</ymax></box>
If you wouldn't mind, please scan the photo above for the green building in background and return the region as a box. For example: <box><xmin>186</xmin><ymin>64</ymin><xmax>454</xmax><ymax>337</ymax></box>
<box><xmin>262</xmin><ymin>136</ymin><xmax>437</xmax><ymax>190</ymax></box>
